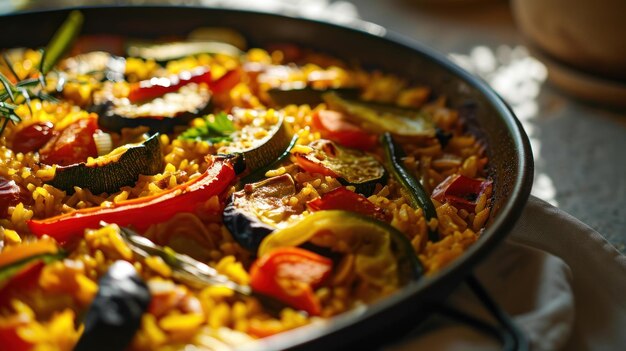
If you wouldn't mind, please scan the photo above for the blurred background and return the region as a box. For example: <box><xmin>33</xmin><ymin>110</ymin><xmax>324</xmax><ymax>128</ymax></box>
<box><xmin>2</xmin><ymin>0</ymin><xmax>625</xmax><ymax>251</ymax></box>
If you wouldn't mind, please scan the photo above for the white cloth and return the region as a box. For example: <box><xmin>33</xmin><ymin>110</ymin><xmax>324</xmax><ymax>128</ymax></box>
<box><xmin>391</xmin><ymin>196</ymin><xmax>626</xmax><ymax>351</ymax></box>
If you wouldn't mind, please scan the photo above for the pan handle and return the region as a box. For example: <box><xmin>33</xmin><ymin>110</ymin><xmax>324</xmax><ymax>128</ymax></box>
<box><xmin>433</xmin><ymin>274</ymin><xmax>529</xmax><ymax>351</ymax></box>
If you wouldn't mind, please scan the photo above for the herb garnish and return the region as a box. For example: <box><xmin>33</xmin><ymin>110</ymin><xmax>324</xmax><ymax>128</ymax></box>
<box><xmin>178</xmin><ymin>112</ymin><xmax>236</xmax><ymax>144</ymax></box>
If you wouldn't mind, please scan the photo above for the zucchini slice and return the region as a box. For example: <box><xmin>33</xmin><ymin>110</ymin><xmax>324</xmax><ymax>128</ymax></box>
<box><xmin>267</xmin><ymin>87</ymin><xmax>360</xmax><ymax>107</ymax></box>
<box><xmin>293</xmin><ymin>139</ymin><xmax>386</xmax><ymax>196</ymax></box>
<box><xmin>323</xmin><ymin>92</ymin><xmax>436</xmax><ymax>137</ymax></box>
<box><xmin>47</xmin><ymin>133</ymin><xmax>162</xmax><ymax>195</ymax></box>
<box><xmin>126</xmin><ymin>41</ymin><xmax>242</xmax><ymax>63</ymax></box>
<box><xmin>223</xmin><ymin>174</ymin><xmax>299</xmax><ymax>251</ymax></box>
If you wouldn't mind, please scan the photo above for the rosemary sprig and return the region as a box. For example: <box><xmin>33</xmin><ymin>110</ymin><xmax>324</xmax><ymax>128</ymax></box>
<box><xmin>0</xmin><ymin>10</ymin><xmax>82</xmax><ymax>137</ymax></box>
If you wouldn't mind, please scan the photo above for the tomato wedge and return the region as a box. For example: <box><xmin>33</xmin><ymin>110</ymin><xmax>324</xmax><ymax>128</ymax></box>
<box><xmin>307</xmin><ymin>186</ymin><xmax>386</xmax><ymax>221</ymax></box>
<box><xmin>39</xmin><ymin>114</ymin><xmax>99</xmax><ymax>166</ymax></box>
<box><xmin>250</xmin><ymin>247</ymin><xmax>332</xmax><ymax>316</ymax></box>
<box><xmin>12</xmin><ymin>122</ymin><xmax>55</xmax><ymax>154</ymax></box>
<box><xmin>312</xmin><ymin>110</ymin><xmax>377</xmax><ymax>151</ymax></box>
<box><xmin>431</xmin><ymin>174</ymin><xmax>493</xmax><ymax>213</ymax></box>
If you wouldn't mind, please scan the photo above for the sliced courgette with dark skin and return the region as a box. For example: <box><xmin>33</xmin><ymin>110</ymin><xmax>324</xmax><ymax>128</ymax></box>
<box><xmin>267</xmin><ymin>87</ymin><xmax>360</xmax><ymax>107</ymax></box>
<box><xmin>323</xmin><ymin>92</ymin><xmax>436</xmax><ymax>137</ymax></box>
<box><xmin>258</xmin><ymin>210</ymin><xmax>423</xmax><ymax>286</ymax></box>
<box><xmin>47</xmin><ymin>133</ymin><xmax>162</xmax><ymax>195</ymax></box>
<box><xmin>382</xmin><ymin>132</ymin><xmax>439</xmax><ymax>242</ymax></box>
<box><xmin>92</xmin><ymin>82</ymin><xmax>212</xmax><ymax>133</ymax></box>
<box><xmin>126</xmin><ymin>41</ymin><xmax>242</xmax><ymax>63</ymax></box>
<box><xmin>294</xmin><ymin>139</ymin><xmax>386</xmax><ymax>196</ymax></box>
<box><xmin>223</xmin><ymin>174</ymin><xmax>299</xmax><ymax>251</ymax></box>
<box><xmin>223</xmin><ymin>113</ymin><xmax>291</xmax><ymax>173</ymax></box>
<box><xmin>239</xmin><ymin>134</ymin><xmax>299</xmax><ymax>186</ymax></box>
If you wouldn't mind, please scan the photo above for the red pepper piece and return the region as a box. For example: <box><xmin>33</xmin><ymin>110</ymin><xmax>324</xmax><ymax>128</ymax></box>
<box><xmin>250</xmin><ymin>247</ymin><xmax>332</xmax><ymax>316</ymax></box>
<box><xmin>27</xmin><ymin>159</ymin><xmax>236</xmax><ymax>243</ymax></box>
<box><xmin>312</xmin><ymin>110</ymin><xmax>377</xmax><ymax>151</ymax></box>
<box><xmin>210</xmin><ymin>67</ymin><xmax>242</xmax><ymax>94</ymax></box>
<box><xmin>307</xmin><ymin>186</ymin><xmax>387</xmax><ymax>221</ymax></box>
<box><xmin>127</xmin><ymin>67</ymin><xmax>212</xmax><ymax>103</ymax></box>
<box><xmin>431</xmin><ymin>174</ymin><xmax>493</xmax><ymax>213</ymax></box>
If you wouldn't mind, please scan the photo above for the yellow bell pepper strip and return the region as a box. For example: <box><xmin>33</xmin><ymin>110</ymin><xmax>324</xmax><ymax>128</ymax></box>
<box><xmin>258</xmin><ymin>210</ymin><xmax>422</xmax><ymax>290</ymax></box>
<box><xmin>250</xmin><ymin>247</ymin><xmax>332</xmax><ymax>316</ymax></box>
<box><xmin>382</xmin><ymin>132</ymin><xmax>439</xmax><ymax>242</ymax></box>
<box><xmin>0</xmin><ymin>240</ymin><xmax>64</xmax><ymax>305</ymax></box>
<box><xmin>27</xmin><ymin>158</ymin><xmax>236</xmax><ymax>243</ymax></box>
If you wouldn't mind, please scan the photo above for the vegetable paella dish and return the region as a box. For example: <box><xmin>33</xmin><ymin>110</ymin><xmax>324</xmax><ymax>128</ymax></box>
<box><xmin>0</xmin><ymin>11</ymin><xmax>493</xmax><ymax>351</ymax></box>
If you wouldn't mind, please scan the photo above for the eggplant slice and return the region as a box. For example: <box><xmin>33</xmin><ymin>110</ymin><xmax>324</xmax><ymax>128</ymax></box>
<box><xmin>223</xmin><ymin>174</ymin><xmax>300</xmax><ymax>251</ymax></box>
<box><xmin>92</xmin><ymin>81</ymin><xmax>212</xmax><ymax>133</ymax></box>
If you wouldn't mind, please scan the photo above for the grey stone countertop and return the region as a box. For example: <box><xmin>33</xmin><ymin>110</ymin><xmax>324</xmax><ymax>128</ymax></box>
<box><xmin>350</xmin><ymin>0</ymin><xmax>625</xmax><ymax>252</ymax></box>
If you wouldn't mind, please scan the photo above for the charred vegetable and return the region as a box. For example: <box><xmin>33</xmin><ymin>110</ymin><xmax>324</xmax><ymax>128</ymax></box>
<box><xmin>127</xmin><ymin>41</ymin><xmax>242</xmax><ymax>63</ymax></box>
<box><xmin>382</xmin><ymin>133</ymin><xmax>439</xmax><ymax>242</ymax></box>
<box><xmin>74</xmin><ymin>260</ymin><xmax>150</xmax><ymax>351</ymax></box>
<box><xmin>47</xmin><ymin>133</ymin><xmax>162</xmax><ymax>195</ymax></box>
<box><xmin>93</xmin><ymin>69</ymin><xmax>213</xmax><ymax>133</ymax></box>
<box><xmin>432</xmin><ymin>174</ymin><xmax>493</xmax><ymax>213</ymax></box>
<box><xmin>240</xmin><ymin>134</ymin><xmax>299</xmax><ymax>185</ymax></box>
<box><xmin>250</xmin><ymin>247</ymin><xmax>332</xmax><ymax>316</ymax></box>
<box><xmin>28</xmin><ymin>158</ymin><xmax>236</xmax><ymax>243</ymax></box>
<box><xmin>268</xmin><ymin>86</ymin><xmax>359</xmax><ymax>107</ymax></box>
<box><xmin>307</xmin><ymin>186</ymin><xmax>387</xmax><ymax>221</ymax></box>
<box><xmin>293</xmin><ymin>139</ymin><xmax>386</xmax><ymax>196</ymax></box>
<box><xmin>259</xmin><ymin>210</ymin><xmax>423</xmax><ymax>288</ymax></box>
<box><xmin>323</xmin><ymin>92</ymin><xmax>435</xmax><ymax>137</ymax></box>
<box><xmin>223</xmin><ymin>174</ymin><xmax>298</xmax><ymax>251</ymax></box>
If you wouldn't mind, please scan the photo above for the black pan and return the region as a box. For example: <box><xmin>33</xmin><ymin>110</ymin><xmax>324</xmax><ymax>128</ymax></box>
<box><xmin>0</xmin><ymin>6</ymin><xmax>534</xmax><ymax>350</ymax></box>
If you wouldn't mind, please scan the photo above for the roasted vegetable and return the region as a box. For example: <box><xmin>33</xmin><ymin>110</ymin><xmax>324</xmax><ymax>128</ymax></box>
<box><xmin>382</xmin><ymin>133</ymin><xmax>439</xmax><ymax>242</ymax></box>
<box><xmin>74</xmin><ymin>260</ymin><xmax>150</xmax><ymax>351</ymax></box>
<box><xmin>39</xmin><ymin>113</ymin><xmax>100</xmax><ymax>166</ymax></box>
<box><xmin>240</xmin><ymin>134</ymin><xmax>298</xmax><ymax>185</ymax></box>
<box><xmin>250</xmin><ymin>247</ymin><xmax>332</xmax><ymax>316</ymax></box>
<box><xmin>312</xmin><ymin>109</ymin><xmax>377</xmax><ymax>151</ymax></box>
<box><xmin>92</xmin><ymin>70</ymin><xmax>213</xmax><ymax>133</ymax></box>
<box><xmin>323</xmin><ymin>92</ymin><xmax>435</xmax><ymax>137</ymax></box>
<box><xmin>432</xmin><ymin>174</ymin><xmax>493</xmax><ymax>213</ymax></box>
<box><xmin>127</xmin><ymin>41</ymin><xmax>242</xmax><ymax>63</ymax></box>
<box><xmin>28</xmin><ymin>158</ymin><xmax>236</xmax><ymax>243</ymax></box>
<box><xmin>127</xmin><ymin>67</ymin><xmax>212</xmax><ymax>103</ymax></box>
<box><xmin>47</xmin><ymin>133</ymin><xmax>162</xmax><ymax>195</ymax></box>
<box><xmin>259</xmin><ymin>210</ymin><xmax>423</xmax><ymax>288</ymax></box>
<box><xmin>0</xmin><ymin>176</ymin><xmax>27</xmax><ymax>216</ymax></box>
<box><xmin>307</xmin><ymin>186</ymin><xmax>386</xmax><ymax>221</ymax></box>
<box><xmin>11</xmin><ymin>121</ymin><xmax>54</xmax><ymax>154</ymax></box>
<box><xmin>267</xmin><ymin>87</ymin><xmax>359</xmax><ymax>107</ymax></box>
<box><xmin>0</xmin><ymin>240</ymin><xmax>63</xmax><ymax>286</ymax></box>
<box><xmin>223</xmin><ymin>174</ymin><xmax>297</xmax><ymax>251</ymax></box>
<box><xmin>293</xmin><ymin>139</ymin><xmax>386</xmax><ymax>196</ymax></box>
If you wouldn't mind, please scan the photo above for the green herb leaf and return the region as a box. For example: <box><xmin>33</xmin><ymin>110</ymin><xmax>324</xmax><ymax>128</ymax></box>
<box><xmin>178</xmin><ymin>112</ymin><xmax>235</xmax><ymax>144</ymax></box>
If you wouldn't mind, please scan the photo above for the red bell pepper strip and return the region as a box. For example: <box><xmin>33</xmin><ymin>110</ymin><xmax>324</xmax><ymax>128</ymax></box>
<box><xmin>431</xmin><ymin>174</ymin><xmax>493</xmax><ymax>213</ymax></box>
<box><xmin>27</xmin><ymin>159</ymin><xmax>236</xmax><ymax>243</ymax></box>
<box><xmin>307</xmin><ymin>186</ymin><xmax>387</xmax><ymax>221</ymax></box>
<box><xmin>250</xmin><ymin>247</ymin><xmax>332</xmax><ymax>316</ymax></box>
<box><xmin>127</xmin><ymin>67</ymin><xmax>212</xmax><ymax>103</ymax></box>
<box><xmin>312</xmin><ymin>110</ymin><xmax>377</xmax><ymax>151</ymax></box>
<box><xmin>210</xmin><ymin>67</ymin><xmax>242</xmax><ymax>95</ymax></box>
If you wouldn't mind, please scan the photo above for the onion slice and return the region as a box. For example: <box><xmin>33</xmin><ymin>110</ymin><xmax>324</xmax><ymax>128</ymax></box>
<box><xmin>93</xmin><ymin>131</ymin><xmax>113</xmax><ymax>156</ymax></box>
